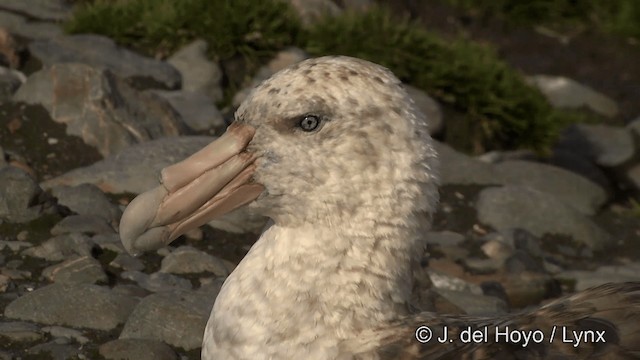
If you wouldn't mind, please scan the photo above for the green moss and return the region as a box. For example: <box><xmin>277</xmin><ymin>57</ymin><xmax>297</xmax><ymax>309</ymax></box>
<box><xmin>302</xmin><ymin>8</ymin><xmax>567</xmax><ymax>152</ymax></box>
<box><xmin>444</xmin><ymin>0</ymin><xmax>640</xmax><ymax>39</ymax></box>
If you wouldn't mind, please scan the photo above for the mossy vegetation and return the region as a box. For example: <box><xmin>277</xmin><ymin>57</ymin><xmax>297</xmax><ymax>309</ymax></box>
<box><xmin>65</xmin><ymin>1</ymin><xmax>594</xmax><ymax>153</ymax></box>
<box><xmin>64</xmin><ymin>0</ymin><xmax>300</xmax><ymax>59</ymax></box>
<box><xmin>443</xmin><ymin>0</ymin><xmax>640</xmax><ymax>39</ymax></box>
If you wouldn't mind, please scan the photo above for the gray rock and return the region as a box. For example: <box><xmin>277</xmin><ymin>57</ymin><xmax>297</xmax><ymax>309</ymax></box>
<box><xmin>0</xmin><ymin>321</ymin><xmax>42</xmax><ymax>342</ymax></box>
<box><xmin>22</xmin><ymin>233</ymin><xmax>95</xmax><ymax>262</ymax></box>
<box><xmin>0</xmin><ymin>66</ymin><xmax>24</xmax><ymax>101</ymax></box>
<box><xmin>41</xmin><ymin>136</ymin><xmax>269</xmax><ymax>234</ymax></box>
<box><xmin>404</xmin><ymin>84</ymin><xmax>443</xmax><ymax>135</ymax></box>
<box><xmin>42</xmin><ymin>256</ymin><xmax>108</xmax><ymax>285</ymax></box>
<box><xmin>42</xmin><ymin>136</ymin><xmax>215</xmax><ymax>194</ymax></box>
<box><xmin>120</xmin><ymin>290</ymin><xmax>216</xmax><ymax>350</ymax></box>
<box><xmin>160</xmin><ymin>246</ymin><xmax>233</xmax><ymax>276</ymax></box>
<box><xmin>0</xmin><ymin>240</ymin><xmax>32</xmax><ymax>252</ymax></box>
<box><xmin>494</xmin><ymin>160</ymin><xmax>607</xmax><ymax>215</ymax></box>
<box><xmin>428</xmin><ymin>270</ymin><xmax>483</xmax><ymax>295</ymax></box>
<box><xmin>477</xmin><ymin>186</ymin><xmax>611</xmax><ymax>250</ymax></box>
<box><xmin>51</xmin><ymin>184</ymin><xmax>122</xmax><ymax>224</ymax></box>
<box><xmin>557</xmin><ymin>263</ymin><xmax>640</xmax><ymax>291</ymax></box>
<box><xmin>629</xmin><ymin>117</ymin><xmax>640</xmax><ymax>137</ymax></box>
<box><xmin>99</xmin><ymin>339</ymin><xmax>177</xmax><ymax>360</ymax></box>
<box><xmin>0</xmin><ymin>166</ymin><xmax>43</xmax><ymax>223</ymax></box>
<box><xmin>4</xmin><ymin>283</ymin><xmax>138</xmax><ymax>330</ymax></box>
<box><xmin>0</xmin><ymin>11</ymin><xmax>62</xmax><ymax>39</ymax></box>
<box><xmin>167</xmin><ymin>39</ymin><xmax>223</xmax><ymax>102</ymax></box>
<box><xmin>28</xmin><ymin>34</ymin><xmax>181</xmax><ymax>88</ymax></box>
<box><xmin>42</xmin><ymin>325</ymin><xmax>89</xmax><ymax>344</ymax></box>
<box><xmin>527</xmin><ymin>75</ymin><xmax>619</xmax><ymax>118</ymax></box>
<box><xmin>92</xmin><ymin>233</ymin><xmax>125</xmax><ymax>253</ymax></box>
<box><xmin>233</xmin><ymin>47</ymin><xmax>309</xmax><ymax>106</ymax></box>
<box><xmin>152</xmin><ymin>89</ymin><xmax>225</xmax><ymax>132</ymax></box>
<box><xmin>26</xmin><ymin>338</ymin><xmax>79</xmax><ymax>360</ymax></box>
<box><xmin>110</xmin><ymin>253</ymin><xmax>145</xmax><ymax>272</ymax></box>
<box><xmin>432</xmin><ymin>288</ymin><xmax>507</xmax><ymax>316</ymax></box>
<box><xmin>558</xmin><ymin>124</ymin><xmax>635</xmax><ymax>167</ymax></box>
<box><xmin>50</xmin><ymin>214</ymin><xmax>115</xmax><ymax>236</ymax></box>
<box><xmin>13</xmin><ymin>63</ymin><xmax>187</xmax><ymax>157</ymax></box>
<box><xmin>121</xmin><ymin>271</ymin><xmax>192</xmax><ymax>293</ymax></box>
<box><xmin>0</xmin><ymin>0</ymin><xmax>73</xmax><ymax>21</ymax></box>
<box><xmin>433</xmin><ymin>141</ymin><xmax>499</xmax><ymax>185</ymax></box>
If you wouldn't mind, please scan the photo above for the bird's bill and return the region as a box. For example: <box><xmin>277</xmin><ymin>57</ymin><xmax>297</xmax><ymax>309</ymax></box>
<box><xmin>119</xmin><ymin>122</ymin><xmax>265</xmax><ymax>255</ymax></box>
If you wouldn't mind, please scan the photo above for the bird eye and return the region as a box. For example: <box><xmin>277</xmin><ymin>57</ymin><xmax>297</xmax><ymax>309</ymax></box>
<box><xmin>298</xmin><ymin>115</ymin><xmax>321</xmax><ymax>132</ymax></box>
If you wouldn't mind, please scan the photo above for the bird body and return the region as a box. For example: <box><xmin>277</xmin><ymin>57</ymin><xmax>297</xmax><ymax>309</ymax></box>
<box><xmin>119</xmin><ymin>56</ymin><xmax>640</xmax><ymax>359</ymax></box>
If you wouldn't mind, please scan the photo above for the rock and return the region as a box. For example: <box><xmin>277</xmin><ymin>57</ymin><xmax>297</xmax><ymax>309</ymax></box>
<box><xmin>110</xmin><ymin>253</ymin><xmax>145</xmax><ymax>272</ymax></box>
<box><xmin>557</xmin><ymin>263</ymin><xmax>640</xmax><ymax>291</ymax></box>
<box><xmin>22</xmin><ymin>233</ymin><xmax>95</xmax><ymax>262</ymax></box>
<box><xmin>152</xmin><ymin>90</ymin><xmax>225</xmax><ymax>132</ymax></box>
<box><xmin>120</xmin><ymin>290</ymin><xmax>217</xmax><ymax>351</ymax></box>
<box><xmin>42</xmin><ymin>325</ymin><xmax>89</xmax><ymax>344</ymax></box>
<box><xmin>0</xmin><ymin>321</ymin><xmax>42</xmax><ymax>342</ymax></box>
<box><xmin>340</xmin><ymin>0</ymin><xmax>374</xmax><ymax>12</ymax></box>
<box><xmin>545</xmin><ymin>149</ymin><xmax>613</xmax><ymax>193</ymax></box>
<box><xmin>428</xmin><ymin>269</ymin><xmax>483</xmax><ymax>295</ymax></box>
<box><xmin>233</xmin><ymin>47</ymin><xmax>308</xmax><ymax>107</ymax></box>
<box><xmin>167</xmin><ymin>39</ymin><xmax>223</xmax><ymax>102</ymax></box>
<box><xmin>558</xmin><ymin>124</ymin><xmax>635</xmax><ymax>167</ymax></box>
<box><xmin>120</xmin><ymin>271</ymin><xmax>192</xmax><ymax>293</ymax></box>
<box><xmin>494</xmin><ymin>160</ymin><xmax>607</xmax><ymax>215</ymax></box>
<box><xmin>404</xmin><ymin>84</ymin><xmax>443</xmax><ymax>135</ymax></box>
<box><xmin>432</xmin><ymin>288</ymin><xmax>507</xmax><ymax>316</ymax></box>
<box><xmin>476</xmin><ymin>186</ymin><xmax>611</xmax><ymax>250</ymax></box>
<box><xmin>0</xmin><ymin>240</ymin><xmax>31</xmax><ymax>252</ymax></box>
<box><xmin>28</xmin><ymin>34</ymin><xmax>181</xmax><ymax>88</ymax></box>
<box><xmin>26</xmin><ymin>338</ymin><xmax>79</xmax><ymax>360</ymax></box>
<box><xmin>42</xmin><ymin>256</ymin><xmax>108</xmax><ymax>285</ymax></box>
<box><xmin>13</xmin><ymin>63</ymin><xmax>187</xmax><ymax>157</ymax></box>
<box><xmin>0</xmin><ymin>166</ymin><xmax>44</xmax><ymax>223</ymax></box>
<box><xmin>42</xmin><ymin>136</ymin><xmax>214</xmax><ymax>194</ymax></box>
<box><xmin>92</xmin><ymin>233</ymin><xmax>126</xmax><ymax>254</ymax></box>
<box><xmin>50</xmin><ymin>214</ymin><xmax>115</xmax><ymax>236</ymax></box>
<box><xmin>0</xmin><ymin>11</ymin><xmax>63</xmax><ymax>39</ymax></box>
<box><xmin>0</xmin><ymin>66</ymin><xmax>24</xmax><ymax>101</ymax></box>
<box><xmin>4</xmin><ymin>283</ymin><xmax>138</xmax><ymax>330</ymax></box>
<box><xmin>41</xmin><ymin>136</ymin><xmax>268</xmax><ymax>234</ymax></box>
<box><xmin>160</xmin><ymin>246</ymin><xmax>234</xmax><ymax>276</ymax></box>
<box><xmin>51</xmin><ymin>184</ymin><xmax>122</xmax><ymax>225</ymax></box>
<box><xmin>0</xmin><ymin>274</ymin><xmax>9</xmax><ymax>292</ymax></box>
<box><xmin>629</xmin><ymin>117</ymin><xmax>640</xmax><ymax>137</ymax></box>
<box><xmin>99</xmin><ymin>339</ymin><xmax>177</xmax><ymax>360</ymax></box>
<box><xmin>433</xmin><ymin>141</ymin><xmax>499</xmax><ymax>185</ymax></box>
<box><xmin>527</xmin><ymin>75</ymin><xmax>619</xmax><ymax>118</ymax></box>
<box><xmin>285</xmin><ymin>0</ymin><xmax>341</xmax><ymax>26</ymax></box>
<box><xmin>0</xmin><ymin>0</ymin><xmax>73</xmax><ymax>21</ymax></box>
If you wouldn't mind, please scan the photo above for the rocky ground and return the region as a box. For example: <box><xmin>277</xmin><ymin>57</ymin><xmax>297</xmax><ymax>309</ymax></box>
<box><xmin>0</xmin><ymin>0</ymin><xmax>639</xmax><ymax>359</ymax></box>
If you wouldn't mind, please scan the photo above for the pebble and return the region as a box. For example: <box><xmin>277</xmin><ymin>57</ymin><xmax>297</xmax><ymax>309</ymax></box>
<box><xmin>42</xmin><ymin>256</ymin><xmax>108</xmax><ymax>285</ymax></box>
<box><xmin>160</xmin><ymin>246</ymin><xmax>234</xmax><ymax>276</ymax></box>
<box><xmin>99</xmin><ymin>339</ymin><xmax>178</xmax><ymax>360</ymax></box>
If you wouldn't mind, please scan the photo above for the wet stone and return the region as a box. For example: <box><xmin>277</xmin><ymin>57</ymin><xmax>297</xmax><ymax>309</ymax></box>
<box><xmin>42</xmin><ymin>325</ymin><xmax>89</xmax><ymax>344</ymax></box>
<box><xmin>26</xmin><ymin>338</ymin><xmax>79</xmax><ymax>360</ymax></box>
